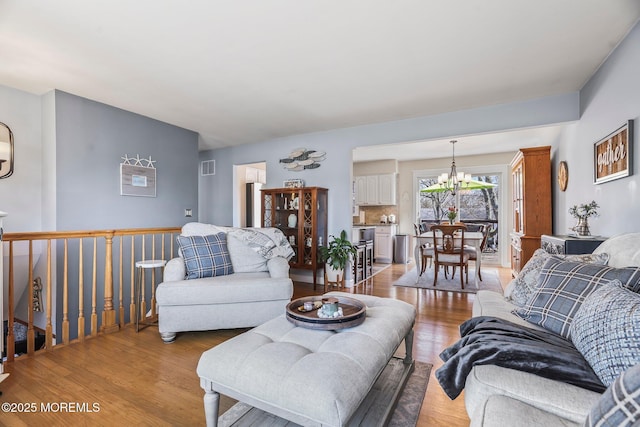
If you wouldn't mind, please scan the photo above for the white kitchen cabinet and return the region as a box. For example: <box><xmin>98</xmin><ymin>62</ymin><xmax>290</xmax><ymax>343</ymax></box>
<box><xmin>365</xmin><ymin>175</ymin><xmax>379</xmax><ymax>204</ymax></box>
<box><xmin>354</xmin><ymin>173</ymin><xmax>397</xmax><ymax>206</ymax></box>
<box><xmin>378</xmin><ymin>174</ymin><xmax>396</xmax><ymax>205</ymax></box>
<box><xmin>355</xmin><ymin>176</ymin><xmax>368</xmax><ymax>206</ymax></box>
<box><xmin>374</xmin><ymin>224</ymin><xmax>396</xmax><ymax>263</ymax></box>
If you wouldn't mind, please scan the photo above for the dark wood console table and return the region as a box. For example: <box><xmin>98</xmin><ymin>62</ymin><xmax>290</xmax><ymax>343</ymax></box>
<box><xmin>541</xmin><ymin>234</ymin><xmax>607</xmax><ymax>255</ymax></box>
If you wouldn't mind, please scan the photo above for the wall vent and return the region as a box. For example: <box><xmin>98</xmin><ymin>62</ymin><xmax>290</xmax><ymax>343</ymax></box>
<box><xmin>201</xmin><ymin>160</ymin><xmax>215</xmax><ymax>176</ymax></box>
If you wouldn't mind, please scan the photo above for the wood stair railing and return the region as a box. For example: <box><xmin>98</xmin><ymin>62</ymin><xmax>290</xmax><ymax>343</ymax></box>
<box><xmin>3</xmin><ymin>227</ymin><xmax>181</xmax><ymax>362</ymax></box>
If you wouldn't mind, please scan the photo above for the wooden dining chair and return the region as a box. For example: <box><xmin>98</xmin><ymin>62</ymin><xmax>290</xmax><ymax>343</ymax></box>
<box><xmin>431</xmin><ymin>224</ymin><xmax>470</xmax><ymax>289</ymax></box>
<box><xmin>414</xmin><ymin>223</ymin><xmax>433</xmax><ymax>273</ymax></box>
<box><xmin>463</xmin><ymin>224</ymin><xmax>487</xmax><ymax>281</ymax></box>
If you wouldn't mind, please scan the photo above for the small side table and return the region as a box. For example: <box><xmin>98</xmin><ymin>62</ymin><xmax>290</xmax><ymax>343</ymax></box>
<box><xmin>541</xmin><ymin>234</ymin><xmax>607</xmax><ymax>255</ymax></box>
<box><xmin>135</xmin><ymin>259</ymin><xmax>166</xmax><ymax>332</ymax></box>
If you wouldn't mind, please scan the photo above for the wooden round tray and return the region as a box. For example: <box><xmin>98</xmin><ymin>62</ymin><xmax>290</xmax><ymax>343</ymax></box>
<box><xmin>286</xmin><ymin>296</ymin><xmax>367</xmax><ymax>330</ymax></box>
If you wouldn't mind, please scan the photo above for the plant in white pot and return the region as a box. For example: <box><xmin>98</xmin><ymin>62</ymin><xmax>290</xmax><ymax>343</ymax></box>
<box><xmin>319</xmin><ymin>230</ymin><xmax>357</xmax><ymax>287</ymax></box>
<box><xmin>569</xmin><ymin>200</ymin><xmax>599</xmax><ymax>236</ymax></box>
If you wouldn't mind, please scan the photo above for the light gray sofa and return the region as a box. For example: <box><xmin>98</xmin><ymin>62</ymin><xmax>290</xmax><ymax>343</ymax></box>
<box><xmin>156</xmin><ymin>223</ymin><xmax>294</xmax><ymax>343</ymax></box>
<box><xmin>464</xmin><ymin>233</ymin><xmax>640</xmax><ymax>427</ymax></box>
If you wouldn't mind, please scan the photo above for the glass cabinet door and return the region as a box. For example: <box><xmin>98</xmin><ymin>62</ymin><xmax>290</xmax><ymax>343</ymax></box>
<box><xmin>261</xmin><ymin>187</ymin><xmax>328</xmax><ymax>287</ymax></box>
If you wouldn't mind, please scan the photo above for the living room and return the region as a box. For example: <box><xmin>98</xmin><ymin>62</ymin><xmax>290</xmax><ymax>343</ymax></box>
<box><xmin>1</xmin><ymin>2</ymin><xmax>640</xmax><ymax>426</ymax></box>
<box><xmin>0</xmin><ymin>3</ymin><xmax>637</xmax><ymax>243</ymax></box>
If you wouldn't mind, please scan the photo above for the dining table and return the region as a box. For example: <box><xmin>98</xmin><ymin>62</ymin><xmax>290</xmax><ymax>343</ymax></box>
<box><xmin>413</xmin><ymin>231</ymin><xmax>484</xmax><ymax>287</ymax></box>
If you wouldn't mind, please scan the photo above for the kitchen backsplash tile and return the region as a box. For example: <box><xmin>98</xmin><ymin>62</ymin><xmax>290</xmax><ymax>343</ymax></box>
<box><xmin>353</xmin><ymin>205</ymin><xmax>399</xmax><ymax>224</ymax></box>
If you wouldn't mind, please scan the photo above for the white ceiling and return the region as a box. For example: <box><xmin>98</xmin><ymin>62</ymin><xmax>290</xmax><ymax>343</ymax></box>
<box><xmin>1</xmin><ymin>1</ymin><xmax>639</xmax><ymax>155</ymax></box>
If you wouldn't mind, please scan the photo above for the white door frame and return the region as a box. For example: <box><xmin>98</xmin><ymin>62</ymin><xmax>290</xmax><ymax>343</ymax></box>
<box><xmin>412</xmin><ymin>164</ymin><xmax>510</xmax><ymax>267</ymax></box>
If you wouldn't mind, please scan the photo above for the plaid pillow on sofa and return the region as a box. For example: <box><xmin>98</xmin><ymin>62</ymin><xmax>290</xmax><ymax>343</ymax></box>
<box><xmin>514</xmin><ymin>258</ymin><xmax>640</xmax><ymax>338</ymax></box>
<box><xmin>584</xmin><ymin>362</ymin><xmax>640</xmax><ymax>426</ymax></box>
<box><xmin>177</xmin><ymin>233</ymin><xmax>234</xmax><ymax>279</ymax></box>
<box><xmin>505</xmin><ymin>248</ymin><xmax>609</xmax><ymax>307</ymax></box>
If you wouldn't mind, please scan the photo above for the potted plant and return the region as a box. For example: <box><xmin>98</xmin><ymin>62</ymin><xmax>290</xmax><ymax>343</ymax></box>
<box><xmin>569</xmin><ymin>200</ymin><xmax>599</xmax><ymax>236</ymax></box>
<box><xmin>319</xmin><ymin>230</ymin><xmax>357</xmax><ymax>285</ymax></box>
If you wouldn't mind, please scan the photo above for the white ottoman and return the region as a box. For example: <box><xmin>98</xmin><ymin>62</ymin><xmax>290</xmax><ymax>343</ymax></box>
<box><xmin>196</xmin><ymin>292</ymin><xmax>416</xmax><ymax>426</ymax></box>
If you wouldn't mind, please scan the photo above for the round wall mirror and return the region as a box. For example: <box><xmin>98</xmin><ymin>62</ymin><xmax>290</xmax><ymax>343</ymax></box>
<box><xmin>0</xmin><ymin>122</ymin><xmax>14</xmax><ymax>179</ymax></box>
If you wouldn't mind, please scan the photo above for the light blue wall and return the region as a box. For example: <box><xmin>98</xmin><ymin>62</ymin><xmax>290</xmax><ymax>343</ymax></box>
<box><xmin>554</xmin><ymin>21</ymin><xmax>640</xmax><ymax>237</ymax></box>
<box><xmin>0</xmin><ymin>88</ymin><xmax>201</xmax><ymax>336</ymax></box>
<box><xmin>54</xmin><ymin>91</ymin><xmax>200</xmax><ymax>338</ymax></box>
<box><xmin>0</xmin><ymin>85</ymin><xmax>43</xmax><ymax>232</ymax></box>
<box><xmin>55</xmin><ymin>91</ymin><xmax>199</xmax><ymax>230</ymax></box>
<box><xmin>0</xmin><ymin>84</ymin><xmax>45</xmax><ymax>332</ymax></box>
<box><xmin>200</xmin><ymin>92</ymin><xmax>580</xmax><ymax>237</ymax></box>
<box><xmin>0</xmin><ymin>87</ymin><xmax>201</xmax><ymax>232</ymax></box>
<box><xmin>42</xmin><ymin>91</ymin><xmax>57</xmax><ymax>231</ymax></box>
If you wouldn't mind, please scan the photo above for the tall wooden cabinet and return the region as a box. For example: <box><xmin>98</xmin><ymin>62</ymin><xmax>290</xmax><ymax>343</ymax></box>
<box><xmin>510</xmin><ymin>146</ymin><xmax>552</xmax><ymax>276</ymax></box>
<box><xmin>261</xmin><ymin>187</ymin><xmax>328</xmax><ymax>286</ymax></box>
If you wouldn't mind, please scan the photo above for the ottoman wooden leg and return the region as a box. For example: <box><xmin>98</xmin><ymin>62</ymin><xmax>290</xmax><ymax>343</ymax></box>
<box><xmin>203</xmin><ymin>388</ymin><xmax>220</xmax><ymax>427</ymax></box>
<box><xmin>404</xmin><ymin>328</ymin><xmax>414</xmax><ymax>365</ymax></box>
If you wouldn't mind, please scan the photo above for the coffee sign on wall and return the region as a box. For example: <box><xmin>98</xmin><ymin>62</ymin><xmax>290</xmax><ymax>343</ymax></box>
<box><xmin>594</xmin><ymin>120</ymin><xmax>634</xmax><ymax>184</ymax></box>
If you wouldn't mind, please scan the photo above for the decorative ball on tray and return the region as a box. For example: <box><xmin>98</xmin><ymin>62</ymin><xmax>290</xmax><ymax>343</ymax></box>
<box><xmin>317</xmin><ymin>297</ymin><xmax>343</xmax><ymax>318</ymax></box>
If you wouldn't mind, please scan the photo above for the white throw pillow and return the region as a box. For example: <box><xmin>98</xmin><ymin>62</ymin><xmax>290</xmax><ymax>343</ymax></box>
<box><xmin>226</xmin><ymin>232</ymin><xmax>269</xmax><ymax>272</ymax></box>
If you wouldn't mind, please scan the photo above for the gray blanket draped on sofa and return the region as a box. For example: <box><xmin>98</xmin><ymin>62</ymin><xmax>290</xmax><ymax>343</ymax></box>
<box><xmin>436</xmin><ymin>316</ymin><xmax>606</xmax><ymax>399</ymax></box>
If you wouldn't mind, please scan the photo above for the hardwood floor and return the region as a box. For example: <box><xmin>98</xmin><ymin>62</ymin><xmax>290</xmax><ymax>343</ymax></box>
<box><xmin>0</xmin><ymin>262</ymin><xmax>511</xmax><ymax>426</ymax></box>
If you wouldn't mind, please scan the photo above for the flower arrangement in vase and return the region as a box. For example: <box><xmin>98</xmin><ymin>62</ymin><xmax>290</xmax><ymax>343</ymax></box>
<box><xmin>446</xmin><ymin>206</ymin><xmax>458</xmax><ymax>224</ymax></box>
<box><xmin>569</xmin><ymin>200</ymin><xmax>599</xmax><ymax>236</ymax></box>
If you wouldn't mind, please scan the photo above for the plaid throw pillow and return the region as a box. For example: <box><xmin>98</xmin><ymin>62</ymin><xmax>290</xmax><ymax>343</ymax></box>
<box><xmin>505</xmin><ymin>248</ymin><xmax>609</xmax><ymax>307</ymax></box>
<box><xmin>177</xmin><ymin>233</ymin><xmax>234</xmax><ymax>279</ymax></box>
<box><xmin>514</xmin><ymin>258</ymin><xmax>640</xmax><ymax>339</ymax></box>
<box><xmin>584</xmin><ymin>362</ymin><xmax>640</xmax><ymax>426</ymax></box>
<box><xmin>571</xmin><ymin>281</ymin><xmax>640</xmax><ymax>387</ymax></box>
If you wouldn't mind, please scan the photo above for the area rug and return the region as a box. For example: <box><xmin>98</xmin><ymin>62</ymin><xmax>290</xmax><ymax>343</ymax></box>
<box><xmin>387</xmin><ymin>360</ymin><xmax>432</xmax><ymax>427</ymax></box>
<box><xmin>393</xmin><ymin>267</ymin><xmax>503</xmax><ymax>294</ymax></box>
<box><xmin>218</xmin><ymin>359</ymin><xmax>432</xmax><ymax>427</ymax></box>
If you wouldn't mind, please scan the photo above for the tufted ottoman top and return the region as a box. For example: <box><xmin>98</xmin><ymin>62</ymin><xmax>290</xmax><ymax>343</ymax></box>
<box><xmin>197</xmin><ymin>292</ymin><xmax>416</xmax><ymax>426</ymax></box>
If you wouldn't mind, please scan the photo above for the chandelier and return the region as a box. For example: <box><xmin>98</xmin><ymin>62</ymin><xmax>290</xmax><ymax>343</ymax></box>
<box><xmin>437</xmin><ymin>140</ymin><xmax>471</xmax><ymax>195</ymax></box>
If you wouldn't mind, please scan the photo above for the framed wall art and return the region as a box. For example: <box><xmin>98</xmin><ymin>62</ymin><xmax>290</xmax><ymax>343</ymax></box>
<box><xmin>120</xmin><ymin>155</ymin><xmax>157</xmax><ymax>197</ymax></box>
<box><xmin>283</xmin><ymin>178</ymin><xmax>304</xmax><ymax>188</ymax></box>
<box><xmin>279</xmin><ymin>147</ymin><xmax>325</xmax><ymax>171</ymax></box>
<box><xmin>594</xmin><ymin>120</ymin><xmax>633</xmax><ymax>184</ymax></box>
